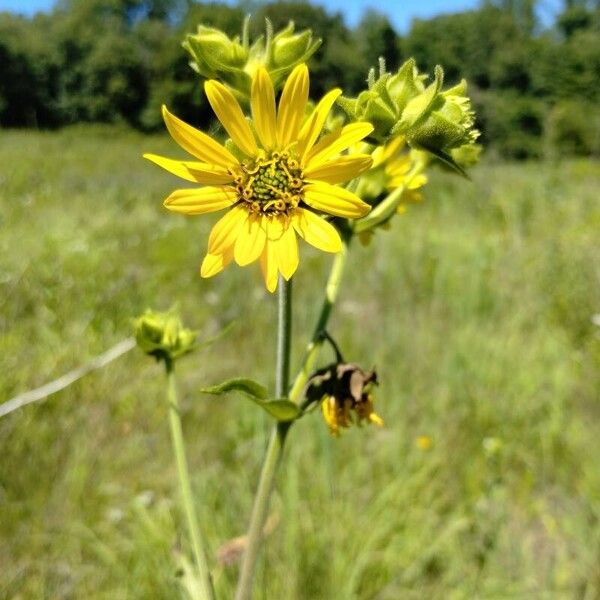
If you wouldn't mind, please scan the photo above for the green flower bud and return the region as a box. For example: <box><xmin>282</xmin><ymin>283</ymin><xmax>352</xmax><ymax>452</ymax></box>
<box><xmin>268</xmin><ymin>23</ymin><xmax>321</xmax><ymax>75</ymax></box>
<box><xmin>183</xmin><ymin>19</ymin><xmax>321</xmax><ymax>100</ymax></box>
<box><xmin>184</xmin><ymin>26</ymin><xmax>248</xmax><ymax>79</ymax></box>
<box><xmin>134</xmin><ymin>309</ymin><xmax>196</xmax><ymax>362</ymax></box>
<box><xmin>406</xmin><ymin>79</ymin><xmax>480</xmax><ymax>152</ymax></box>
<box><xmin>396</xmin><ymin>65</ymin><xmax>444</xmax><ymax>131</ymax></box>
<box><xmin>338</xmin><ymin>59</ymin><xmax>428</xmax><ymax>141</ymax></box>
<box><xmin>339</xmin><ymin>60</ymin><xmax>480</xmax><ymax>173</ymax></box>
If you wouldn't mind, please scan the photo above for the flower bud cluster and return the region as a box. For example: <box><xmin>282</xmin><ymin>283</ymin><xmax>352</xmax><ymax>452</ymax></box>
<box><xmin>183</xmin><ymin>20</ymin><xmax>321</xmax><ymax>99</ymax></box>
<box><xmin>338</xmin><ymin>59</ymin><xmax>480</xmax><ymax>172</ymax></box>
<box><xmin>134</xmin><ymin>309</ymin><xmax>196</xmax><ymax>362</ymax></box>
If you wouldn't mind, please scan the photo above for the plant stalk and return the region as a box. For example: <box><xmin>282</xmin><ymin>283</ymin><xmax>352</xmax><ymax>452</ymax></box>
<box><xmin>288</xmin><ymin>233</ymin><xmax>351</xmax><ymax>403</ymax></box>
<box><xmin>235</xmin><ymin>276</ymin><xmax>293</xmax><ymax>600</ymax></box>
<box><xmin>166</xmin><ymin>359</ymin><xmax>215</xmax><ymax>600</ymax></box>
<box><xmin>235</xmin><ymin>235</ymin><xmax>351</xmax><ymax>599</ymax></box>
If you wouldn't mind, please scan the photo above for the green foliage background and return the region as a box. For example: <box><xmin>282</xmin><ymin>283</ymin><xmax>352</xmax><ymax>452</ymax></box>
<box><xmin>1</xmin><ymin>0</ymin><xmax>600</xmax><ymax>158</ymax></box>
<box><xmin>1</xmin><ymin>128</ymin><xmax>599</xmax><ymax>597</ymax></box>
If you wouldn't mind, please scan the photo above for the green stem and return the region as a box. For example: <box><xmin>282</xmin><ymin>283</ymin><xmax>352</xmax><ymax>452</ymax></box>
<box><xmin>288</xmin><ymin>233</ymin><xmax>350</xmax><ymax>404</ymax></box>
<box><xmin>235</xmin><ymin>236</ymin><xmax>351</xmax><ymax>600</ymax></box>
<box><xmin>165</xmin><ymin>359</ymin><xmax>215</xmax><ymax>600</ymax></box>
<box><xmin>276</xmin><ymin>276</ymin><xmax>293</xmax><ymax>399</ymax></box>
<box><xmin>235</xmin><ymin>276</ymin><xmax>293</xmax><ymax>600</ymax></box>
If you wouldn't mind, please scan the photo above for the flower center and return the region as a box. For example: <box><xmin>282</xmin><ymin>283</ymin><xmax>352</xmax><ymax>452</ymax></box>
<box><xmin>233</xmin><ymin>151</ymin><xmax>304</xmax><ymax>216</ymax></box>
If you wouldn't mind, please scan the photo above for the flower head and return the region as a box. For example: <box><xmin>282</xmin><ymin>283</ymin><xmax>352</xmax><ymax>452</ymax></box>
<box><xmin>145</xmin><ymin>64</ymin><xmax>373</xmax><ymax>292</ymax></box>
<box><xmin>305</xmin><ymin>362</ymin><xmax>383</xmax><ymax>436</ymax></box>
<box><xmin>134</xmin><ymin>308</ymin><xmax>196</xmax><ymax>362</ymax></box>
<box><xmin>355</xmin><ymin>135</ymin><xmax>428</xmax><ymax>243</ymax></box>
<box><xmin>184</xmin><ymin>21</ymin><xmax>321</xmax><ymax>98</ymax></box>
<box><xmin>365</xmin><ymin>135</ymin><xmax>428</xmax><ymax>207</ymax></box>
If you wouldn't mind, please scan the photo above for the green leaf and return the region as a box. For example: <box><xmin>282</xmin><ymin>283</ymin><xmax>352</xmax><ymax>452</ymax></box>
<box><xmin>201</xmin><ymin>377</ymin><xmax>269</xmax><ymax>400</ymax></box>
<box><xmin>416</xmin><ymin>144</ymin><xmax>469</xmax><ymax>179</ymax></box>
<box><xmin>200</xmin><ymin>379</ymin><xmax>300</xmax><ymax>422</ymax></box>
<box><xmin>260</xmin><ymin>400</ymin><xmax>301</xmax><ymax>422</ymax></box>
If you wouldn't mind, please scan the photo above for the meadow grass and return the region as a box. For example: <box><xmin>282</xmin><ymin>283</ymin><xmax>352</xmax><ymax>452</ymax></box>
<box><xmin>1</xmin><ymin>127</ymin><xmax>599</xmax><ymax>599</ymax></box>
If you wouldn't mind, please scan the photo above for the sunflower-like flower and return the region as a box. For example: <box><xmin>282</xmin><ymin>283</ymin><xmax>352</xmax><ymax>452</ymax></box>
<box><xmin>145</xmin><ymin>64</ymin><xmax>374</xmax><ymax>292</ymax></box>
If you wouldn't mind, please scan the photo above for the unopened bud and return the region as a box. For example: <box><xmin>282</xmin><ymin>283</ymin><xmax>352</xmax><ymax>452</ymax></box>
<box><xmin>184</xmin><ymin>26</ymin><xmax>247</xmax><ymax>79</ymax></box>
<box><xmin>270</xmin><ymin>25</ymin><xmax>319</xmax><ymax>69</ymax></box>
<box><xmin>134</xmin><ymin>309</ymin><xmax>196</xmax><ymax>362</ymax></box>
<box><xmin>183</xmin><ymin>20</ymin><xmax>321</xmax><ymax>99</ymax></box>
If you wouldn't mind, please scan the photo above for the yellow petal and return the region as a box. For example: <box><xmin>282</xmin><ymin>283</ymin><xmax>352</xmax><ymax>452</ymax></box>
<box><xmin>382</xmin><ymin>135</ymin><xmax>406</xmax><ymax>161</ymax></box>
<box><xmin>292</xmin><ymin>208</ymin><xmax>342</xmax><ymax>253</ymax></box>
<box><xmin>304</xmin><ymin>181</ymin><xmax>371</xmax><ymax>218</ymax></box>
<box><xmin>407</xmin><ymin>173</ymin><xmax>428</xmax><ymax>189</ymax></box>
<box><xmin>260</xmin><ymin>241</ymin><xmax>279</xmax><ymax>293</ymax></box>
<box><xmin>305</xmin><ymin>122</ymin><xmax>374</xmax><ymax>168</ymax></box>
<box><xmin>303</xmin><ymin>154</ymin><xmax>373</xmax><ymax>184</ymax></box>
<box><xmin>251</xmin><ymin>68</ymin><xmax>277</xmax><ymax>150</ymax></box>
<box><xmin>163</xmin><ymin>186</ymin><xmax>237</xmax><ymax>215</ymax></box>
<box><xmin>297</xmin><ymin>88</ymin><xmax>341</xmax><ymax>160</ymax></box>
<box><xmin>385</xmin><ymin>155</ymin><xmax>411</xmax><ymax>178</ymax></box>
<box><xmin>205</xmin><ymin>81</ymin><xmax>258</xmax><ymax>157</ymax></box>
<box><xmin>277</xmin><ymin>64</ymin><xmax>309</xmax><ymax>148</ymax></box>
<box><xmin>274</xmin><ymin>225</ymin><xmax>299</xmax><ymax>280</ymax></box>
<box><xmin>265</xmin><ymin>215</ymin><xmax>285</xmax><ymax>241</ymax></box>
<box><xmin>143</xmin><ymin>153</ymin><xmax>234</xmax><ymax>185</ymax></box>
<box><xmin>208</xmin><ymin>205</ymin><xmax>247</xmax><ymax>255</ymax></box>
<box><xmin>162</xmin><ymin>105</ymin><xmax>238</xmax><ymax>168</ymax></box>
<box><xmin>200</xmin><ymin>248</ymin><xmax>234</xmax><ymax>278</ymax></box>
<box><xmin>234</xmin><ymin>213</ymin><xmax>267</xmax><ymax>266</ymax></box>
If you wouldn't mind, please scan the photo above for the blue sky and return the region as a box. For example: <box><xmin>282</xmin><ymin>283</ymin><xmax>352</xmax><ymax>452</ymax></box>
<box><xmin>0</xmin><ymin>0</ymin><xmax>482</xmax><ymax>32</ymax></box>
<box><xmin>1</xmin><ymin>0</ymin><xmax>561</xmax><ymax>30</ymax></box>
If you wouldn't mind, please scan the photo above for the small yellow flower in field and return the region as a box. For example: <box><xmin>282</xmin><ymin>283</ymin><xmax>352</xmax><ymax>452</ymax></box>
<box><xmin>305</xmin><ymin>363</ymin><xmax>383</xmax><ymax>436</ymax></box>
<box><xmin>145</xmin><ymin>64</ymin><xmax>373</xmax><ymax>292</ymax></box>
<box><xmin>415</xmin><ymin>435</ymin><xmax>433</xmax><ymax>451</ymax></box>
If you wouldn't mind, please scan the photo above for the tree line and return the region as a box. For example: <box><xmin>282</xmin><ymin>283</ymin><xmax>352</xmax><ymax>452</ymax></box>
<box><xmin>1</xmin><ymin>0</ymin><xmax>599</xmax><ymax>158</ymax></box>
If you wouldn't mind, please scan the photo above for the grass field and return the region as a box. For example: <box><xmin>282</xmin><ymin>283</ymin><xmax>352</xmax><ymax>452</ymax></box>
<box><xmin>1</xmin><ymin>127</ymin><xmax>599</xmax><ymax>599</ymax></box>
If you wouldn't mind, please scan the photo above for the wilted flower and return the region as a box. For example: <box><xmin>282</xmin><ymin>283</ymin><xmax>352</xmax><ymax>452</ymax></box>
<box><xmin>305</xmin><ymin>362</ymin><xmax>383</xmax><ymax>436</ymax></box>
<box><xmin>145</xmin><ymin>64</ymin><xmax>373</xmax><ymax>292</ymax></box>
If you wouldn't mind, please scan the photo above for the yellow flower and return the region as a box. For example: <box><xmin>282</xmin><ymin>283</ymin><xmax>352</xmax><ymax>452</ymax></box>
<box><xmin>356</xmin><ymin>135</ymin><xmax>428</xmax><ymax>244</ymax></box>
<box><xmin>371</xmin><ymin>135</ymin><xmax>428</xmax><ymax>210</ymax></box>
<box><xmin>415</xmin><ymin>435</ymin><xmax>433</xmax><ymax>451</ymax></box>
<box><xmin>145</xmin><ymin>64</ymin><xmax>373</xmax><ymax>292</ymax></box>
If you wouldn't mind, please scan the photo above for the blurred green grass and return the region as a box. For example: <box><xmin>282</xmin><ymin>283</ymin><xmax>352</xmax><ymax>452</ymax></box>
<box><xmin>1</xmin><ymin>127</ymin><xmax>599</xmax><ymax>599</ymax></box>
